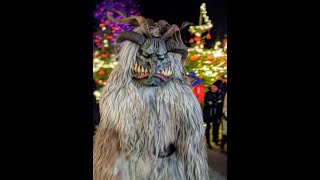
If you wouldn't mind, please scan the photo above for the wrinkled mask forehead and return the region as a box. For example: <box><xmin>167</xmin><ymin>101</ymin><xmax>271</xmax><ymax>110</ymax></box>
<box><xmin>140</xmin><ymin>38</ymin><xmax>167</xmax><ymax>55</ymax></box>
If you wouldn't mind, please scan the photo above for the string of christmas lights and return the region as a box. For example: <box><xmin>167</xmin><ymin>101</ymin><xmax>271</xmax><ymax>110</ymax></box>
<box><xmin>93</xmin><ymin>0</ymin><xmax>141</xmax><ymax>89</ymax></box>
<box><xmin>185</xmin><ymin>3</ymin><xmax>227</xmax><ymax>88</ymax></box>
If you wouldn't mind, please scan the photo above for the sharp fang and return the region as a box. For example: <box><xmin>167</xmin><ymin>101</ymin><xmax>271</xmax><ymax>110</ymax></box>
<box><xmin>157</xmin><ymin>70</ymin><xmax>160</xmax><ymax>74</ymax></box>
<box><xmin>164</xmin><ymin>69</ymin><xmax>168</xmax><ymax>76</ymax></box>
<box><xmin>138</xmin><ymin>65</ymin><xmax>141</xmax><ymax>74</ymax></box>
<box><xmin>134</xmin><ymin>63</ymin><xmax>138</xmax><ymax>73</ymax></box>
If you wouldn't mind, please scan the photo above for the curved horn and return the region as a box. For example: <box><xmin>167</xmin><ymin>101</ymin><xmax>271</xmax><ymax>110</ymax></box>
<box><xmin>114</xmin><ymin>10</ymin><xmax>127</xmax><ymax>18</ymax></box>
<box><xmin>146</xmin><ymin>18</ymin><xmax>154</xmax><ymax>26</ymax></box>
<box><xmin>174</xmin><ymin>30</ymin><xmax>183</xmax><ymax>44</ymax></box>
<box><xmin>115</xmin><ymin>31</ymin><xmax>145</xmax><ymax>45</ymax></box>
<box><xmin>179</xmin><ymin>21</ymin><xmax>191</xmax><ymax>30</ymax></box>
<box><xmin>107</xmin><ymin>12</ymin><xmax>150</xmax><ymax>36</ymax></box>
<box><xmin>159</xmin><ymin>20</ymin><xmax>170</xmax><ymax>33</ymax></box>
<box><xmin>162</xmin><ymin>24</ymin><xmax>180</xmax><ymax>41</ymax></box>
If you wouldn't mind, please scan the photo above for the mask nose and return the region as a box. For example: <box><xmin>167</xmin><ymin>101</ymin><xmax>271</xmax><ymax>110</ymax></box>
<box><xmin>147</xmin><ymin>54</ymin><xmax>159</xmax><ymax>78</ymax></box>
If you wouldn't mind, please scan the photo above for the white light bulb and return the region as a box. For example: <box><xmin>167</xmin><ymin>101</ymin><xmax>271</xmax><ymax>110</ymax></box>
<box><xmin>102</xmin><ymin>27</ymin><xmax>106</xmax><ymax>31</ymax></box>
<box><xmin>93</xmin><ymin>90</ymin><xmax>101</xmax><ymax>98</ymax></box>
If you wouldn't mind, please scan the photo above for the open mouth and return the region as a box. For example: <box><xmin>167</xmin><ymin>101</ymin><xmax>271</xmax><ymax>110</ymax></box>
<box><xmin>131</xmin><ymin>62</ymin><xmax>173</xmax><ymax>80</ymax></box>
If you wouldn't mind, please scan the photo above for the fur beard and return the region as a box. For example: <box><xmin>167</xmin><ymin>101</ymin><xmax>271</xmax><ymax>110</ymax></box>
<box><xmin>93</xmin><ymin>41</ymin><xmax>209</xmax><ymax>180</ymax></box>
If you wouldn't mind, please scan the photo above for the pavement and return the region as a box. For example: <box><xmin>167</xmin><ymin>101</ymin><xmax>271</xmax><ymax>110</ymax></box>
<box><xmin>205</xmin><ymin>123</ymin><xmax>227</xmax><ymax>179</ymax></box>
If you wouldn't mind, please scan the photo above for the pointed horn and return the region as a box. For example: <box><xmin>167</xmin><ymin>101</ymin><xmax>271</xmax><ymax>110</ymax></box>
<box><xmin>107</xmin><ymin>12</ymin><xmax>139</xmax><ymax>26</ymax></box>
<box><xmin>159</xmin><ymin>20</ymin><xmax>170</xmax><ymax>33</ymax></box>
<box><xmin>179</xmin><ymin>21</ymin><xmax>191</xmax><ymax>30</ymax></box>
<box><xmin>162</xmin><ymin>24</ymin><xmax>180</xmax><ymax>41</ymax></box>
<box><xmin>107</xmin><ymin>12</ymin><xmax>150</xmax><ymax>36</ymax></box>
<box><xmin>114</xmin><ymin>10</ymin><xmax>127</xmax><ymax>18</ymax></box>
<box><xmin>172</xmin><ymin>21</ymin><xmax>191</xmax><ymax>44</ymax></box>
<box><xmin>174</xmin><ymin>30</ymin><xmax>183</xmax><ymax>44</ymax></box>
<box><xmin>146</xmin><ymin>18</ymin><xmax>154</xmax><ymax>26</ymax></box>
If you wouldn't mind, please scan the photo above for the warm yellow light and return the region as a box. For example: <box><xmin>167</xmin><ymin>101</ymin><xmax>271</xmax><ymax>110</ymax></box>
<box><xmin>93</xmin><ymin>90</ymin><xmax>101</xmax><ymax>98</ymax></box>
<box><xmin>205</xmin><ymin>71</ymin><xmax>213</xmax><ymax>76</ymax></box>
<box><xmin>93</xmin><ymin>58</ymin><xmax>100</xmax><ymax>63</ymax></box>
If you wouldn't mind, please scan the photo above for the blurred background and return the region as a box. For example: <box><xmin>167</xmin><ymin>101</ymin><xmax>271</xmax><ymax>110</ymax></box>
<box><xmin>93</xmin><ymin>0</ymin><xmax>227</xmax><ymax>95</ymax></box>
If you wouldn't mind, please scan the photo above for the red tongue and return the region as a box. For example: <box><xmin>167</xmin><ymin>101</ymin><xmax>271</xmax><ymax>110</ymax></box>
<box><xmin>155</xmin><ymin>73</ymin><xmax>168</xmax><ymax>81</ymax></box>
<box><xmin>133</xmin><ymin>74</ymin><xmax>149</xmax><ymax>79</ymax></box>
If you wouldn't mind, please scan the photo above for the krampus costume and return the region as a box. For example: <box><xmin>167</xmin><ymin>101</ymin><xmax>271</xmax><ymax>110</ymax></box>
<box><xmin>93</xmin><ymin>13</ymin><xmax>209</xmax><ymax>180</ymax></box>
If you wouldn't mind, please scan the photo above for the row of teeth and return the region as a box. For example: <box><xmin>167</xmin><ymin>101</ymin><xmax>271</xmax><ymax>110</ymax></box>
<box><xmin>157</xmin><ymin>66</ymin><xmax>172</xmax><ymax>76</ymax></box>
<box><xmin>131</xmin><ymin>63</ymin><xmax>173</xmax><ymax>77</ymax></box>
<box><xmin>132</xmin><ymin>63</ymin><xmax>150</xmax><ymax>75</ymax></box>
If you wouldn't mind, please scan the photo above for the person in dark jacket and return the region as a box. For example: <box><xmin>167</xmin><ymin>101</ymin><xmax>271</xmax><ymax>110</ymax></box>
<box><xmin>203</xmin><ymin>81</ymin><xmax>223</xmax><ymax>148</ymax></box>
<box><xmin>214</xmin><ymin>75</ymin><xmax>227</xmax><ymax>97</ymax></box>
<box><xmin>213</xmin><ymin>75</ymin><xmax>227</xmax><ymax>131</ymax></box>
<box><xmin>220</xmin><ymin>75</ymin><xmax>227</xmax><ymax>97</ymax></box>
<box><xmin>93</xmin><ymin>79</ymin><xmax>100</xmax><ymax>135</ymax></box>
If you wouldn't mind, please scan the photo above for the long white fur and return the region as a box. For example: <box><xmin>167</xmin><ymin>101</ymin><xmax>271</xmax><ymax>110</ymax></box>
<box><xmin>94</xmin><ymin>33</ymin><xmax>210</xmax><ymax>180</ymax></box>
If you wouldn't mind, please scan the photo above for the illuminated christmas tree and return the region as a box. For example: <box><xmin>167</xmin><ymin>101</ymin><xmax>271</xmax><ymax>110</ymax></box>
<box><xmin>185</xmin><ymin>3</ymin><xmax>227</xmax><ymax>89</ymax></box>
<box><xmin>93</xmin><ymin>0</ymin><xmax>141</xmax><ymax>90</ymax></box>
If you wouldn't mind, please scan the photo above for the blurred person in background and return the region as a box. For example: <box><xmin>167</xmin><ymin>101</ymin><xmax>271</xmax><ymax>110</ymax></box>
<box><xmin>187</xmin><ymin>71</ymin><xmax>205</xmax><ymax>104</ymax></box>
<box><xmin>203</xmin><ymin>81</ymin><xmax>223</xmax><ymax>148</ymax></box>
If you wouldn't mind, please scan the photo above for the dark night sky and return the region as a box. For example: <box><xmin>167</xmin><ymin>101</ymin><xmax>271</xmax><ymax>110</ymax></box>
<box><xmin>94</xmin><ymin>0</ymin><xmax>227</xmax><ymax>47</ymax></box>
<box><xmin>137</xmin><ymin>0</ymin><xmax>226</xmax><ymax>35</ymax></box>
<box><xmin>136</xmin><ymin>0</ymin><xmax>227</xmax><ymax>47</ymax></box>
